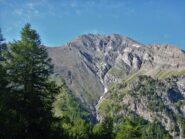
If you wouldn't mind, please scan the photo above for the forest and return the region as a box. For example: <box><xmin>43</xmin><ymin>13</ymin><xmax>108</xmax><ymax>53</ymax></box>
<box><xmin>0</xmin><ymin>24</ymin><xmax>171</xmax><ymax>139</ymax></box>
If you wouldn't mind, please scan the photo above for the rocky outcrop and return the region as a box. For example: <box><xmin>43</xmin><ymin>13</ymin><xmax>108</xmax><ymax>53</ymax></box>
<box><xmin>96</xmin><ymin>76</ymin><xmax>185</xmax><ymax>139</ymax></box>
<box><xmin>47</xmin><ymin>34</ymin><xmax>185</xmax><ymax>119</ymax></box>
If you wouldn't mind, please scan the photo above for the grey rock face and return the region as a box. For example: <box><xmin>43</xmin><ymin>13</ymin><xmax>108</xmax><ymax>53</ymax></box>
<box><xmin>47</xmin><ymin>34</ymin><xmax>185</xmax><ymax>118</ymax></box>
<box><xmin>47</xmin><ymin>34</ymin><xmax>143</xmax><ymax>111</ymax></box>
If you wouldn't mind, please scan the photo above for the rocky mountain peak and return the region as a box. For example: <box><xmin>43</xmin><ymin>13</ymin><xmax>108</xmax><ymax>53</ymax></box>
<box><xmin>47</xmin><ymin>34</ymin><xmax>185</xmax><ymax>138</ymax></box>
<box><xmin>48</xmin><ymin>34</ymin><xmax>185</xmax><ymax>118</ymax></box>
<box><xmin>69</xmin><ymin>34</ymin><xmax>143</xmax><ymax>51</ymax></box>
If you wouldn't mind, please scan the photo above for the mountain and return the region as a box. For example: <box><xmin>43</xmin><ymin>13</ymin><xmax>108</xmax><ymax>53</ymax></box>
<box><xmin>47</xmin><ymin>34</ymin><xmax>185</xmax><ymax>138</ymax></box>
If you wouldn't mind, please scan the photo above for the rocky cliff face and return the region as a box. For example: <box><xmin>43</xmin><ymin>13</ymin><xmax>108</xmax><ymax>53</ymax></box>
<box><xmin>47</xmin><ymin>34</ymin><xmax>185</xmax><ymax>138</ymax></box>
<box><xmin>48</xmin><ymin>34</ymin><xmax>144</xmax><ymax>112</ymax></box>
<box><xmin>96</xmin><ymin>75</ymin><xmax>185</xmax><ymax>138</ymax></box>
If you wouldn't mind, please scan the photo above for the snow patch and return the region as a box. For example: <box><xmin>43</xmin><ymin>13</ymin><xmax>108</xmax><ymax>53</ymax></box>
<box><xmin>108</xmin><ymin>45</ymin><xmax>112</xmax><ymax>50</ymax></box>
<box><xmin>97</xmin><ymin>48</ymin><xmax>101</xmax><ymax>52</ymax></box>
<box><xmin>99</xmin><ymin>96</ymin><xmax>103</xmax><ymax>101</ymax></box>
<box><xmin>133</xmin><ymin>44</ymin><xmax>141</xmax><ymax>48</ymax></box>
<box><xmin>104</xmin><ymin>87</ymin><xmax>108</xmax><ymax>93</ymax></box>
<box><xmin>124</xmin><ymin>47</ymin><xmax>132</xmax><ymax>52</ymax></box>
<box><xmin>124</xmin><ymin>49</ymin><xmax>129</xmax><ymax>52</ymax></box>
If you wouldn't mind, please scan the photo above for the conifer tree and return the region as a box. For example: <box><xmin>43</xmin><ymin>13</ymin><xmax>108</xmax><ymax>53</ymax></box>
<box><xmin>0</xmin><ymin>28</ymin><xmax>10</xmax><ymax>138</ymax></box>
<box><xmin>4</xmin><ymin>23</ymin><xmax>59</xmax><ymax>138</ymax></box>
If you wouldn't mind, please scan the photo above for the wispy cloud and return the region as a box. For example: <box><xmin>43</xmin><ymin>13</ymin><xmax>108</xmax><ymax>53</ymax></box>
<box><xmin>57</xmin><ymin>0</ymin><xmax>135</xmax><ymax>17</ymax></box>
<box><xmin>11</xmin><ymin>1</ymin><xmax>44</xmax><ymax>21</ymax></box>
<box><xmin>8</xmin><ymin>0</ymin><xmax>136</xmax><ymax>23</ymax></box>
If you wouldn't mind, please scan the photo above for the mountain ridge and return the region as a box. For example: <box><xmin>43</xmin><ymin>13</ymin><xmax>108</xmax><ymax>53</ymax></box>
<box><xmin>47</xmin><ymin>34</ymin><xmax>185</xmax><ymax>138</ymax></box>
<box><xmin>47</xmin><ymin>33</ymin><xmax>185</xmax><ymax>103</ymax></box>
<box><xmin>47</xmin><ymin>33</ymin><xmax>185</xmax><ymax>98</ymax></box>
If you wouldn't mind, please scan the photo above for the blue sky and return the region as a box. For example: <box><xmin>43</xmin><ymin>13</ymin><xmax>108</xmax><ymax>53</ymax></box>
<box><xmin>0</xmin><ymin>0</ymin><xmax>185</xmax><ymax>49</ymax></box>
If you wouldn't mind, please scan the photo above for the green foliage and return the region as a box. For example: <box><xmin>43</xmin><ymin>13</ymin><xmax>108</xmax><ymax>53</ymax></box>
<box><xmin>53</xmin><ymin>77</ymin><xmax>90</xmax><ymax>122</ymax></box>
<box><xmin>176</xmin><ymin>114</ymin><xmax>185</xmax><ymax>137</ymax></box>
<box><xmin>0</xmin><ymin>28</ymin><xmax>11</xmax><ymax>138</ymax></box>
<box><xmin>180</xmin><ymin>119</ymin><xmax>185</xmax><ymax>137</ymax></box>
<box><xmin>102</xmin><ymin>116</ymin><xmax>114</xmax><ymax>139</ymax></box>
<box><xmin>0</xmin><ymin>24</ymin><xmax>60</xmax><ymax>138</ymax></box>
<box><xmin>142</xmin><ymin>121</ymin><xmax>171</xmax><ymax>139</ymax></box>
<box><xmin>115</xmin><ymin>117</ymin><xmax>171</xmax><ymax>139</ymax></box>
<box><xmin>156</xmin><ymin>70</ymin><xmax>185</xmax><ymax>80</ymax></box>
<box><xmin>63</xmin><ymin>118</ymin><xmax>90</xmax><ymax>139</ymax></box>
<box><xmin>125</xmin><ymin>70</ymin><xmax>144</xmax><ymax>83</ymax></box>
<box><xmin>108</xmin><ymin>68</ymin><xmax>127</xmax><ymax>78</ymax></box>
<box><xmin>92</xmin><ymin>116</ymin><xmax>114</xmax><ymax>139</ymax></box>
<box><xmin>92</xmin><ymin>123</ymin><xmax>104</xmax><ymax>139</ymax></box>
<box><xmin>98</xmin><ymin>75</ymin><xmax>176</xmax><ymax>138</ymax></box>
<box><xmin>115</xmin><ymin>118</ymin><xmax>142</xmax><ymax>139</ymax></box>
<box><xmin>99</xmin><ymin>99</ymin><xmax>113</xmax><ymax>115</ymax></box>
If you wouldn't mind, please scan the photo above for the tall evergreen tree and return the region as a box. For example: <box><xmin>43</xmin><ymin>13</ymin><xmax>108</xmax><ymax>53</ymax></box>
<box><xmin>4</xmin><ymin>23</ymin><xmax>59</xmax><ymax>138</ymax></box>
<box><xmin>0</xmin><ymin>28</ymin><xmax>10</xmax><ymax>138</ymax></box>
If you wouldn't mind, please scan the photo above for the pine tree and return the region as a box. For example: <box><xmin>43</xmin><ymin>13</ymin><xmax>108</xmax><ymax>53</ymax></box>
<box><xmin>4</xmin><ymin>23</ymin><xmax>59</xmax><ymax>138</ymax></box>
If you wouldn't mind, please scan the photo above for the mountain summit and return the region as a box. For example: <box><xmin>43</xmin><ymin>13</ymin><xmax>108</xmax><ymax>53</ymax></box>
<box><xmin>48</xmin><ymin>34</ymin><xmax>185</xmax><ymax>108</ymax></box>
<box><xmin>48</xmin><ymin>34</ymin><xmax>185</xmax><ymax>138</ymax></box>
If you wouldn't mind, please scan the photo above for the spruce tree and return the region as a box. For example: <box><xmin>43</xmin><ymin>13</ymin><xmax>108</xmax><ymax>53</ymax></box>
<box><xmin>4</xmin><ymin>23</ymin><xmax>59</xmax><ymax>138</ymax></box>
